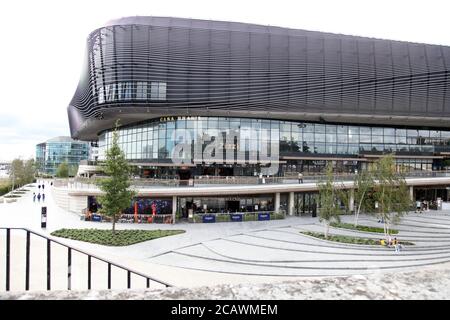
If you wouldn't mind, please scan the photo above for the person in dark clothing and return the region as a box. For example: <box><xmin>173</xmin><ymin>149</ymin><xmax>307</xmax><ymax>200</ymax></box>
<box><xmin>42</xmin><ymin>184</ymin><xmax>45</xmax><ymax>191</ymax></box>
<box><xmin>42</xmin><ymin>193</ymin><xmax>45</xmax><ymax>202</ymax></box>
<box><xmin>37</xmin><ymin>193</ymin><xmax>41</xmax><ymax>202</ymax></box>
<box><xmin>33</xmin><ymin>193</ymin><xmax>36</xmax><ymax>202</ymax></box>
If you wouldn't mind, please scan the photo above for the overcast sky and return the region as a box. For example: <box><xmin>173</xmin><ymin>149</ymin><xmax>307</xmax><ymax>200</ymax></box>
<box><xmin>0</xmin><ymin>0</ymin><xmax>449</xmax><ymax>161</ymax></box>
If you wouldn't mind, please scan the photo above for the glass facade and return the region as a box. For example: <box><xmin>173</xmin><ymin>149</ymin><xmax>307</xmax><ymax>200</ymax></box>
<box><xmin>98</xmin><ymin>116</ymin><xmax>450</xmax><ymax>175</ymax></box>
<box><xmin>36</xmin><ymin>138</ymin><xmax>90</xmax><ymax>176</ymax></box>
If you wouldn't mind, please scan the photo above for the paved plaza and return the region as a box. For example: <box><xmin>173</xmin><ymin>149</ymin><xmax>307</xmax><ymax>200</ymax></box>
<box><xmin>2</xmin><ymin>182</ymin><xmax>450</xmax><ymax>292</ymax></box>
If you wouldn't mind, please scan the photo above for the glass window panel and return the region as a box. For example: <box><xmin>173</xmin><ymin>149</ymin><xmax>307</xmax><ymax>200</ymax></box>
<box><xmin>396</xmin><ymin>129</ymin><xmax>407</xmax><ymax>136</ymax></box>
<box><xmin>383</xmin><ymin>128</ymin><xmax>395</xmax><ymax>136</ymax></box>
<box><xmin>281</xmin><ymin>123</ymin><xmax>291</xmax><ymax>132</ymax></box>
<box><xmin>208</xmin><ymin>119</ymin><xmax>219</xmax><ymax>128</ymax></box>
<box><xmin>396</xmin><ymin>136</ymin><xmax>407</xmax><ymax>144</ymax></box>
<box><xmin>315</xmin><ymin>133</ymin><xmax>326</xmax><ymax>142</ymax></box>
<box><xmin>325</xmin><ymin>144</ymin><xmax>336</xmax><ymax>154</ymax></box>
<box><xmin>337</xmin><ymin>145</ymin><xmax>348</xmax><ymax>153</ymax></box>
<box><xmin>359</xmin><ymin>144</ymin><xmax>371</xmax><ymax>152</ymax></box>
<box><xmin>326</xmin><ymin>133</ymin><xmax>336</xmax><ymax>143</ymax></box>
<box><xmin>291</xmin><ymin>131</ymin><xmax>301</xmax><ymax>142</ymax></box>
<box><xmin>264</xmin><ymin>129</ymin><xmax>276</xmax><ymax>141</ymax></box>
<box><xmin>315</xmin><ymin>124</ymin><xmax>326</xmax><ymax>133</ymax></box>
<box><xmin>230</xmin><ymin>121</ymin><xmax>240</xmax><ymax>129</ymax></box>
<box><xmin>430</xmin><ymin>131</ymin><xmax>440</xmax><ymax>138</ymax></box>
<box><xmin>303</xmin><ymin>132</ymin><xmax>314</xmax><ymax>142</ymax></box>
<box><xmin>314</xmin><ymin>143</ymin><xmax>326</xmax><ymax>153</ymax></box>
<box><xmin>359</xmin><ymin>133</ymin><xmax>371</xmax><ymax>143</ymax></box>
<box><xmin>166</xmin><ymin>121</ymin><xmax>175</xmax><ymax>129</ymax></box>
<box><xmin>372</xmin><ymin>128</ymin><xmax>383</xmax><ymax>135</ymax></box>
<box><xmin>150</xmin><ymin>82</ymin><xmax>158</xmax><ymax>99</ymax></box>
<box><xmin>348</xmin><ymin>126</ymin><xmax>359</xmax><ymax>135</ymax></box>
<box><xmin>407</xmin><ymin>129</ymin><xmax>418</xmax><ymax>137</ymax></box>
<box><xmin>337</xmin><ymin>126</ymin><xmax>347</xmax><ymax>134</ymax></box>
<box><xmin>158</xmin><ymin>83</ymin><xmax>167</xmax><ymax>100</ymax></box>
<box><xmin>348</xmin><ymin>145</ymin><xmax>359</xmax><ymax>154</ymax></box>
<box><xmin>348</xmin><ymin>133</ymin><xmax>359</xmax><ymax>143</ymax></box>
<box><xmin>270</xmin><ymin>121</ymin><xmax>280</xmax><ymax>129</ymax></box>
<box><xmin>372</xmin><ymin>135</ymin><xmax>383</xmax><ymax>143</ymax></box>
<box><xmin>337</xmin><ymin>133</ymin><xmax>348</xmax><ymax>143</ymax></box>
<box><xmin>136</xmin><ymin>82</ymin><xmax>147</xmax><ymax>100</ymax></box>
<box><xmin>281</xmin><ymin>131</ymin><xmax>291</xmax><ymax>141</ymax></box>
<box><xmin>176</xmin><ymin>120</ymin><xmax>186</xmax><ymax>129</ymax></box>
<box><xmin>384</xmin><ymin>135</ymin><xmax>395</xmax><ymax>144</ymax></box>
<box><xmin>326</xmin><ymin>125</ymin><xmax>337</xmax><ymax>133</ymax></box>
<box><xmin>360</xmin><ymin>127</ymin><xmax>371</xmax><ymax>135</ymax></box>
<box><xmin>303</xmin><ymin>123</ymin><xmax>314</xmax><ymax>132</ymax></box>
<box><xmin>418</xmin><ymin>130</ymin><xmax>429</xmax><ymax>138</ymax></box>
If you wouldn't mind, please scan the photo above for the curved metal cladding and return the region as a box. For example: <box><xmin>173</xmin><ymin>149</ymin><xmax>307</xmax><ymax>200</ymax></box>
<box><xmin>68</xmin><ymin>16</ymin><xmax>450</xmax><ymax>140</ymax></box>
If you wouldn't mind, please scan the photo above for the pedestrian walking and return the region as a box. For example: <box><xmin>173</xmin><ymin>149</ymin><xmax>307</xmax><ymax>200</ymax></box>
<box><xmin>42</xmin><ymin>193</ymin><xmax>45</xmax><ymax>202</ymax></box>
<box><xmin>33</xmin><ymin>192</ymin><xmax>36</xmax><ymax>202</ymax></box>
<box><xmin>298</xmin><ymin>172</ymin><xmax>303</xmax><ymax>184</ymax></box>
<box><xmin>37</xmin><ymin>193</ymin><xmax>41</xmax><ymax>202</ymax></box>
<box><xmin>42</xmin><ymin>184</ymin><xmax>45</xmax><ymax>191</ymax></box>
<box><xmin>38</xmin><ymin>184</ymin><xmax>41</xmax><ymax>191</ymax></box>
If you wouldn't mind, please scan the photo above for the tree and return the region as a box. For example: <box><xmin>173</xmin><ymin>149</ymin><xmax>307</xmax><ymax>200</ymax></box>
<box><xmin>317</xmin><ymin>163</ymin><xmax>342</xmax><ymax>238</ymax></box>
<box><xmin>56</xmin><ymin>162</ymin><xmax>69</xmax><ymax>178</ymax></box>
<box><xmin>373</xmin><ymin>154</ymin><xmax>410</xmax><ymax>238</ymax></box>
<box><xmin>352</xmin><ymin>168</ymin><xmax>375</xmax><ymax>227</ymax></box>
<box><xmin>23</xmin><ymin>159</ymin><xmax>36</xmax><ymax>184</ymax></box>
<box><xmin>9</xmin><ymin>158</ymin><xmax>35</xmax><ymax>190</ymax></box>
<box><xmin>96</xmin><ymin>121</ymin><xmax>135</xmax><ymax>234</ymax></box>
<box><xmin>68</xmin><ymin>164</ymin><xmax>79</xmax><ymax>177</ymax></box>
<box><xmin>9</xmin><ymin>159</ymin><xmax>24</xmax><ymax>190</ymax></box>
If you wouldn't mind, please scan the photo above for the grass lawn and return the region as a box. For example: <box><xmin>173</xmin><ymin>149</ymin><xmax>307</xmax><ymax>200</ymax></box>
<box><xmin>330</xmin><ymin>222</ymin><xmax>399</xmax><ymax>234</ymax></box>
<box><xmin>51</xmin><ymin>228</ymin><xmax>185</xmax><ymax>246</ymax></box>
<box><xmin>301</xmin><ymin>231</ymin><xmax>414</xmax><ymax>246</ymax></box>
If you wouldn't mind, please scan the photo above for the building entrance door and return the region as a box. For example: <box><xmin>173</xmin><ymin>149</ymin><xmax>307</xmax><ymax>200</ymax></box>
<box><xmin>295</xmin><ymin>192</ymin><xmax>318</xmax><ymax>216</ymax></box>
<box><xmin>226</xmin><ymin>200</ymin><xmax>240</xmax><ymax>213</ymax></box>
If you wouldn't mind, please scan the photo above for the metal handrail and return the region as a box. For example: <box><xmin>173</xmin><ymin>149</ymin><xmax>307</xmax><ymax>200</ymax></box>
<box><xmin>52</xmin><ymin>170</ymin><xmax>450</xmax><ymax>189</ymax></box>
<box><xmin>1</xmin><ymin>227</ymin><xmax>172</xmax><ymax>291</ymax></box>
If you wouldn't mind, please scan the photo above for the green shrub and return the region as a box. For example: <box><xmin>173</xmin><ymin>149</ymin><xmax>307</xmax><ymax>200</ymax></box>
<box><xmin>301</xmin><ymin>231</ymin><xmax>414</xmax><ymax>246</ymax></box>
<box><xmin>270</xmin><ymin>212</ymin><xmax>285</xmax><ymax>220</ymax></box>
<box><xmin>330</xmin><ymin>222</ymin><xmax>399</xmax><ymax>234</ymax></box>
<box><xmin>216</xmin><ymin>214</ymin><xmax>230</xmax><ymax>222</ymax></box>
<box><xmin>244</xmin><ymin>213</ymin><xmax>256</xmax><ymax>221</ymax></box>
<box><xmin>51</xmin><ymin>229</ymin><xmax>185</xmax><ymax>246</ymax></box>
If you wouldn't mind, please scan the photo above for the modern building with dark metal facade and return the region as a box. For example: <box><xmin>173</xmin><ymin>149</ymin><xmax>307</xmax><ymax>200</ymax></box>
<box><xmin>69</xmin><ymin>16</ymin><xmax>450</xmax><ymax>178</ymax></box>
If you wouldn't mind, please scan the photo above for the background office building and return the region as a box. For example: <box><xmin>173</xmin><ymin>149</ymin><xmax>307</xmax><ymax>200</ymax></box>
<box><xmin>36</xmin><ymin>136</ymin><xmax>90</xmax><ymax>176</ymax></box>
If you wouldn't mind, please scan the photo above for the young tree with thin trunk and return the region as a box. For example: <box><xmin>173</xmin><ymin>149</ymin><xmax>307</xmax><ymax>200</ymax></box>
<box><xmin>352</xmin><ymin>168</ymin><xmax>375</xmax><ymax>227</ymax></box>
<box><xmin>317</xmin><ymin>163</ymin><xmax>342</xmax><ymax>239</ymax></box>
<box><xmin>373</xmin><ymin>154</ymin><xmax>410</xmax><ymax>238</ymax></box>
<box><xmin>96</xmin><ymin>121</ymin><xmax>136</xmax><ymax>234</ymax></box>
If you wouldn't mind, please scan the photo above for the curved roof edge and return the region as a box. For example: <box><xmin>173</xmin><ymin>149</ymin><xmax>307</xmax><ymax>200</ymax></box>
<box><xmin>102</xmin><ymin>16</ymin><xmax>450</xmax><ymax>47</ymax></box>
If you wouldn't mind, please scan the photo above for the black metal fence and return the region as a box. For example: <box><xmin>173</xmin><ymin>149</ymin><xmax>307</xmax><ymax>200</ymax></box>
<box><xmin>1</xmin><ymin>227</ymin><xmax>172</xmax><ymax>292</ymax></box>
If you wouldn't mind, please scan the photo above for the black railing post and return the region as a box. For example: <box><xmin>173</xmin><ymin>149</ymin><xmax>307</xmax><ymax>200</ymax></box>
<box><xmin>67</xmin><ymin>248</ymin><xmax>72</xmax><ymax>290</ymax></box>
<box><xmin>47</xmin><ymin>239</ymin><xmax>51</xmax><ymax>290</ymax></box>
<box><xmin>6</xmin><ymin>228</ymin><xmax>10</xmax><ymax>291</ymax></box>
<box><xmin>108</xmin><ymin>263</ymin><xmax>111</xmax><ymax>289</ymax></box>
<box><xmin>25</xmin><ymin>231</ymin><xmax>30</xmax><ymax>291</ymax></box>
<box><xmin>0</xmin><ymin>227</ymin><xmax>172</xmax><ymax>291</ymax></box>
<box><xmin>88</xmin><ymin>255</ymin><xmax>91</xmax><ymax>290</ymax></box>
